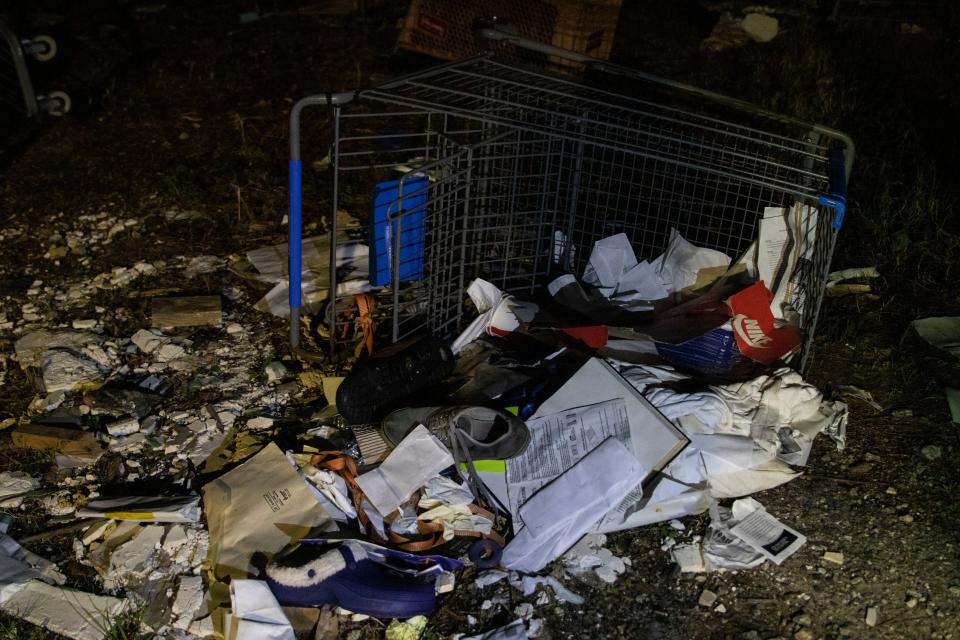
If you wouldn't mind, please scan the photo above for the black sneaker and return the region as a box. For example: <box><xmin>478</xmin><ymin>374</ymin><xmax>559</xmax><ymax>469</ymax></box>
<box><xmin>336</xmin><ymin>336</ymin><xmax>455</xmax><ymax>424</ymax></box>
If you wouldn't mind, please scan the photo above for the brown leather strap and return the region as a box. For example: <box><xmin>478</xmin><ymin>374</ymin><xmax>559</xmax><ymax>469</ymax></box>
<box><xmin>353</xmin><ymin>294</ymin><xmax>376</xmax><ymax>359</ymax></box>
<box><xmin>311</xmin><ymin>450</ymin><xmax>386</xmax><ymax>545</ymax></box>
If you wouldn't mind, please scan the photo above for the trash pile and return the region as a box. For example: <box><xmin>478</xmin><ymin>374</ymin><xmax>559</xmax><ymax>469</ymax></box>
<box><xmin>0</xmin><ymin>202</ymin><xmax>857</xmax><ymax>640</ymax></box>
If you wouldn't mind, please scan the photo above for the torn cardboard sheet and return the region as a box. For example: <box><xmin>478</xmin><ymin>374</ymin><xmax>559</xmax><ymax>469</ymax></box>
<box><xmin>356</xmin><ymin>425</ymin><xmax>454</xmax><ymax>517</ymax></box>
<box><xmin>10</xmin><ymin>424</ymin><xmax>104</xmax><ymax>469</ymax></box>
<box><xmin>13</xmin><ymin>330</ymin><xmax>100</xmax><ymax>368</ymax></box>
<box><xmin>502</xmin><ymin>437</ymin><xmax>644</xmax><ymax>573</ymax></box>
<box><xmin>245</xmin><ymin>236</ymin><xmax>373</xmax><ymax>318</ymax></box>
<box><xmin>0</xmin><ymin>581</ymin><xmax>128</xmax><ymax>640</ymax></box>
<box><xmin>203</xmin><ymin>443</ymin><xmax>337</xmax><ymax>579</ymax></box>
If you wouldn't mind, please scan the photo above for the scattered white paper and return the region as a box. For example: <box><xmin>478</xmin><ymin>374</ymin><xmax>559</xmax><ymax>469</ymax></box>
<box><xmin>246</xmin><ymin>237</ymin><xmax>373</xmax><ymax>317</ymax></box>
<box><xmin>230</xmin><ymin>579</ymin><xmax>296</xmax><ymax>640</ymax></box>
<box><xmin>757</xmin><ymin>205</ymin><xmax>817</xmax><ymax>320</ymax></box>
<box><xmin>583</xmin><ymin>233</ymin><xmax>639</xmax><ymax>296</ymax></box>
<box><xmin>728</xmin><ymin>497</ymin><xmax>806</xmax><ymax>564</ymax></box>
<box><xmin>615</xmin><ymin>259</ymin><xmax>669</xmax><ymax>302</ymax></box>
<box><xmin>502</xmin><ymin>437</ymin><xmax>645</xmax><ymax>573</ymax></box>
<box><xmin>507</xmin><ymin>399</ymin><xmax>629</xmax><ymax>520</ymax></box>
<box><xmin>657</xmin><ymin>228</ymin><xmax>731</xmax><ymax>293</ymax></box>
<box><xmin>532</xmin><ymin>358</ymin><xmax>687</xmax><ymax>486</ymax></box>
<box><xmin>356</xmin><ymin>425</ymin><xmax>454</xmax><ymax>516</ymax></box>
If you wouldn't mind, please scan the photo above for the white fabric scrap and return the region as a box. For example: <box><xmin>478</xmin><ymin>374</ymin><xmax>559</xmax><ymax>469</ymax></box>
<box><xmin>418</xmin><ymin>475</ymin><xmax>475</xmax><ymax>510</ymax></box>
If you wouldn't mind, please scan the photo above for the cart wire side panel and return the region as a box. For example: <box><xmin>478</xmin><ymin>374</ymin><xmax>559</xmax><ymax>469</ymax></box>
<box><xmin>288</xmin><ymin>52</ymin><xmax>852</xmax><ymax>370</ymax></box>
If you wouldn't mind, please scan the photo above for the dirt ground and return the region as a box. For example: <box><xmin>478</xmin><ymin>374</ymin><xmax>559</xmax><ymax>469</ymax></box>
<box><xmin>1</xmin><ymin>1</ymin><xmax>959</xmax><ymax>639</ymax></box>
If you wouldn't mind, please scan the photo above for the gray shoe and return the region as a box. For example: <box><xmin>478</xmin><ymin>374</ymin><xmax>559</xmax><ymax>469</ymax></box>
<box><xmin>382</xmin><ymin>406</ymin><xmax>530</xmax><ymax>461</ymax></box>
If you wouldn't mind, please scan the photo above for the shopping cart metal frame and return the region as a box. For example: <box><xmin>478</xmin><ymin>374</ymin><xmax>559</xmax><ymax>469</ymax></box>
<box><xmin>288</xmin><ymin>30</ymin><xmax>853</xmax><ymax>370</ymax></box>
<box><xmin>1</xmin><ymin>20</ymin><xmax>69</xmax><ymax>160</ymax></box>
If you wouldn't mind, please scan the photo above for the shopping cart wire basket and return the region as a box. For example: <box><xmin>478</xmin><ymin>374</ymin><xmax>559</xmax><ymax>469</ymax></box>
<box><xmin>287</xmin><ymin>31</ymin><xmax>853</xmax><ymax>370</ymax></box>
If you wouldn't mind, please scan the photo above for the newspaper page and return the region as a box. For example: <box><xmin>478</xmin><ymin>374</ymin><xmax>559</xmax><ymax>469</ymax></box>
<box><xmin>758</xmin><ymin>204</ymin><xmax>818</xmax><ymax>321</ymax></box>
<box><xmin>506</xmin><ymin>399</ymin><xmax>630</xmax><ymax>522</ymax></box>
<box><xmin>729</xmin><ymin>505</ymin><xmax>807</xmax><ymax>565</ymax></box>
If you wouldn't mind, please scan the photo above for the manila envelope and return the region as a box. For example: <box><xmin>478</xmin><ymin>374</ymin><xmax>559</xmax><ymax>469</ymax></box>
<box><xmin>202</xmin><ymin>442</ymin><xmax>338</xmax><ymax>580</ymax></box>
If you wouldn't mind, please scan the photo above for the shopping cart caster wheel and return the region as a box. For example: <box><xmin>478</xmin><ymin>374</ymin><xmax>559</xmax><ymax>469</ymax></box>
<box><xmin>469</xmin><ymin>539</ymin><xmax>503</xmax><ymax>570</ymax></box>
<box><xmin>40</xmin><ymin>91</ymin><xmax>71</xmax><ymax>116</ymax></box>
<box><xmin>25</xmin><ymin>34</ymin><xmax>57</xmax><ymax>62</ymax></box>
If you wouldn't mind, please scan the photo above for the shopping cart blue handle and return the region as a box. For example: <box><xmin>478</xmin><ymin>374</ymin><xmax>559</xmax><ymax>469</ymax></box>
<box><xmin>289</xmin><ymin>159</ymin><xmax>302</xmax><ymax>310</ymax></box>
<box><xmin>819</xmin><ymin>148</ymin><xmax>848</xmax><ymax>231</ymax></box>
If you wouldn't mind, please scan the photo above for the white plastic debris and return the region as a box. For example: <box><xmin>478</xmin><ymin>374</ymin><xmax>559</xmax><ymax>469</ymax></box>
<box><xmin>514</xmin><ymin>602</ymin><xmax>534</xmax><ymax>620</ymax></box>
<box><xmin>474</xmin><ymin>570</ymin><xmax>509</xmax><ymax>589</ymax></box>
<box><xmin>157</xmin><ymin>343</ymin><xmax>187</xmax><ymax>363</ymax></box>
<box><xmin>511</xmin><ymin>575</ymin><xmax>584</xmax><ymax>606</ymax></box>
<box><xmin>40</xmin><ymin>350</ymin><xmax>105</xmax><ymax>393</ymax></box>
<box><xmin>104</xmin><ymin>525</ymin><xmax>165</xmax><ymax>590</ymax></box>
<box><xmin>245</xmin><ymin>416</ymin><xmax>275</xmax><ymax>431</ymax></box>
<box><xmin>131</xmin><ymin>329</ymin><xmax>166</xmax><ymax>354</ymax></box>
<box><xmin>106</xmin><ymin>416</ymin><xmax>141</xmax><ymax>437</ymax></box>
<box><xmin>561</xmin><ymin>533</ymin><xmax>628</xmax><ymax>583</ymax></box>
<box><xmin>462</xmin><ymin>620</ymin><xmax>529</xmax><ymax>640</ymax></box>
<box><xmin>0</xmin><ymin>472</ymin><xmax>40</xmax><ymax>508</ymax></box>
<box><xmin>264</xmin><ymin>361</ymin><xmax>288</xmax><ymax>384</ymax></box>
<box><xmin>671</xmin><ymin>544</ymin><xmax>706</xmax><ymax>573</ymax></box>
<box><xmin>171</xmin><ymin>575</ymin><xmax>205</xmax><ymax>630</ymax></box>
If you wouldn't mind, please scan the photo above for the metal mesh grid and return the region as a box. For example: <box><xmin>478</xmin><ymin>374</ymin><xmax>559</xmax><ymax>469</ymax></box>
<box><xmin>310</xmin><ymin>55</ymin><xmax>850</xmax><ymax>366</ymax></box>
<box><xmin>365</xmin><ymin>57</ymin><xmax>833</xmax><ymax>201</ymax></box>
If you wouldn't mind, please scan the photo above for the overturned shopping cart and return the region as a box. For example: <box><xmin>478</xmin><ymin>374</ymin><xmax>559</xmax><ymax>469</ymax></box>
<box><xmin>287</xmin><ymin>33</ymin><xmax>853</xmax><ymax>370</ymax></box>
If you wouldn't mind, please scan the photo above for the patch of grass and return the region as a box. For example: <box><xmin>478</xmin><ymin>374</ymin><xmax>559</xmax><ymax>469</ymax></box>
<box><xmin>104</xmin><ymin>610</ymin><xmax>155</xmax><ymax>640</ymax></box>
<box><xmin>0</xmin><ymin>614</ymin><xmax>56</xmax><ymax>640</ymax></box>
